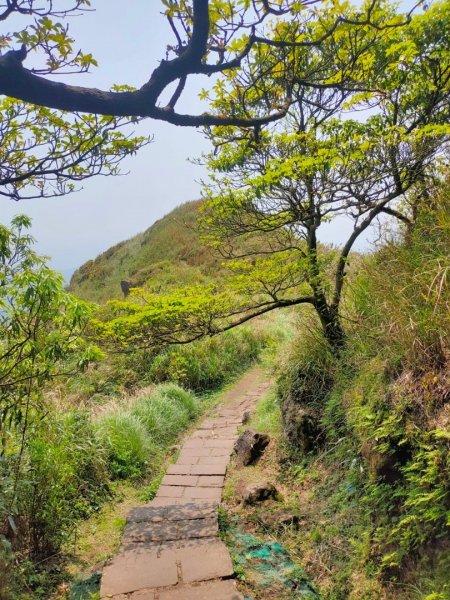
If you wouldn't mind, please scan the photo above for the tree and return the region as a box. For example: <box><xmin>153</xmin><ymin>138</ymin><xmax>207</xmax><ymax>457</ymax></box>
<box><xmin>95</xmin><ymin>0</ymin><xmax>450</xmax><ymax>351</ymax></box>
<box><xmin>0</xmin><ymin>0</ymin><xmax>422</xmax><ymax>128</ymax></box>
<box><xmin>198</xmin><ymin>0</ymin><xmax>450</xmax><ymax>347</ymax></box>
<box><xmin>0</xmin><ymin>215</ymin><xmax>101</xmax><ymax>542</ymax></box>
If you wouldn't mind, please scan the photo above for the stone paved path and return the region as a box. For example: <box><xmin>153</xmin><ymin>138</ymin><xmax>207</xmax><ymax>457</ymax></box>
<box><xmin>100</xmin><ymin>367</ymin><xmax>271</xmax><ymax>600</ymax></box>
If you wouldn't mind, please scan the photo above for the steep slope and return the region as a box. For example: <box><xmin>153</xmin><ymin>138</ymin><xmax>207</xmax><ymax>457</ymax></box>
<box><xmin>69</xmin><ymin>200</ymin><xmax>224</xmax><ymax>303</ymax></box>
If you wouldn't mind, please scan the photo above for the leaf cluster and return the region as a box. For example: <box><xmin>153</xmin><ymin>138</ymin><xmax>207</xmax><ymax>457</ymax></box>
<box><xmin>0</xmin><ymin>98</ymin><xmax>150</xmax><ymax>200</ymax></box>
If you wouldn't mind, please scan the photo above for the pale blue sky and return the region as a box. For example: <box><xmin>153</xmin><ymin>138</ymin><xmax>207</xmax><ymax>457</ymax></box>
<box><xmin>0</xmin><ymin>2</ymin><xmax>389</xmax><ymax>280</ymax></box>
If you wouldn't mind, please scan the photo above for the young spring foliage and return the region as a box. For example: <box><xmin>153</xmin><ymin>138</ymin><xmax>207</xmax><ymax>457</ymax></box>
<box><xmin>0</xmin><ymin>0</ymin><xmax>426</xmax><ymax>126</ymax></box>
<box><xmin>0</xmin><ymin>98</ymin><xmax>150</xmax><ymax>200</ymax></box>
<box><xmin>96</xmin><ymin>0</ymin><xmax>450</xmax><ymax>351</ymax></box>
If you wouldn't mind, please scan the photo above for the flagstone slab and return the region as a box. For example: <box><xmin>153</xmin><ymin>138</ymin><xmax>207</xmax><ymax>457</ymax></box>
<box><xmin>203</xmin><ymin>439</ymin><xmax>235</xmax><ymax>448</ymax></box>
<box><xmin>197</xmin><ymin>455</ymin><xmax>229</xmax><ymax>465</ymax></box>
<box><xmin>158</xmin><ymin>580</ymin><xmax>244</xmax><ymax>599</ymax></box>
<box><xmin>178</xmin><ymin>448</ymin><xmax>210</xmax><ymax>458</ymax></box>
<box><xmin>209</xmin><ymin>447</ymin><xmax>233</xmax><ymax>457</ymax></box>
<box><xmin>127</xmin><ymin>503</ymin><xmax>217</xmax><ymax>524</ymax></box>
<box><xmin>183</xmin><ymin>486</ymin><xmax>222</xmax><ymax>501</ymax></box>
<box><xmin>149</xmin><ymin>497</ymin><xmax>219</xmax><ymax>507</ymax></box>
<box><xmin>190</xmin><ymin>463</ymin><xmax>228</xmax><ymax>476</ymax></box>
<box><xmin>176</xmin><ymin>454</ymin><xmax>200</xmax><ymax>465</ymax></box>
<box><xmin>182</xmin><ymin>438</ymin><xmax>206</xmax><ymax>448</ymax></box>
<box><xmin>102</xmin><ymin>590</ymin><xmax>156</xmax><ymax>600</ymax></box>
<box><xmin>122</xmin><ymin>516</ymin><xmax>217</xmax><ymax>544</ymax></box>
<box><xmin>165</xmin><ymin>502</ymin><xmax>217</xmax><ymax>521</ymax></box>
<box><xmin>198</xmin><ymin>420</ymin><xmax>234</xmax><ymax>429</ymax></box>
<box><xmin>162</xmin><ymin>474</ymin><xmax>199</xmax><ymax>487</ymax></box>
<box><xmin>127</xmin><ymin>505</ymin><xmax>168</xmax><ymax>524</ymax></box>
<box><xmin>191</xmin><ymin>427</ymin><xmax>237</xmax><ymax>438</ymax></box>
<box><xmin>197</xmin><ymin>475</ymin><xmax>224</xmax><ymax>487</ymax></box>
<box><xmin>161</xmin><ymin>474</ymin><xmax>224</xmax><ymax>488</ymax></box>
<box><xmin>174</xmin><ymin>538</ymin><xmax>234</xmax><ymax>583</ymax></box>
<box><xmin>100</xmin><ymin>546</ymin><xmax>178</xmax><ymax>597</ymax></box>
<box><xmin>166</xmin><ymin>463</ymin><xmax>194</xmax><ymax>475</ymax></box>
<box><xmin>129</xmin><ymin>592</ymin><xmax>156</xmax><ymax>600</ymax></box>
<box><xmin>156</xmin><ymin>485</ymin><xmax>186</xmax><ymax>498</ymax></box>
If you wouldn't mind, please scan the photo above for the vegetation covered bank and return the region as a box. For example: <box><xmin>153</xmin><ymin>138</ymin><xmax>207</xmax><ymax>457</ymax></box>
<box><xmin>275</xmin><ymin>197</ymin><xmax>449</xmax><ymax>598</ymax></box>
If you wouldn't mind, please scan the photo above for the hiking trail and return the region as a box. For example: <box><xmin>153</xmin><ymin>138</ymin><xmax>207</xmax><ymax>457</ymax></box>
<box><xmin>100</xmin><ymin>367</ymin><xmax>272</xmax><ymax>600</ymax></box>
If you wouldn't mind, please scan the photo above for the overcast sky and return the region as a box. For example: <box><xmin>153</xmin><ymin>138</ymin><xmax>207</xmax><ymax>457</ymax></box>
<box><xmin>0</xmin><ymin>2</ymin><xmax>383</xmax><ymax>280</ymax></box>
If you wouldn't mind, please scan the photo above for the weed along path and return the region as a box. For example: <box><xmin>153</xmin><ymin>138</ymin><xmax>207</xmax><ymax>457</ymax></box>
<box><xmin>100</xmin><ymin>367</ymin><xmax>272</xmax><ymax>600</ymax></box>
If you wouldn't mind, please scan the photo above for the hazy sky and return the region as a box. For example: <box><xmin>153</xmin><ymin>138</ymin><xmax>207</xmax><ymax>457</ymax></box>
<box><xmin>1</xmin><ymin>2</ymin><xmax>214</xmax><ymax>280</ymax></box>
<box><xmin>0</xmin><ymin>2</ymin><xmax>378</xmax><ymax>280</ymax></box>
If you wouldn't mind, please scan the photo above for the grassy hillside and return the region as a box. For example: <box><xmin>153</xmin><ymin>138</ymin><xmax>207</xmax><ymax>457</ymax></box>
<box><xmin>69</xmin><ymin>200</ymin><xmax>224</xmax><ymax>303</ymax></box>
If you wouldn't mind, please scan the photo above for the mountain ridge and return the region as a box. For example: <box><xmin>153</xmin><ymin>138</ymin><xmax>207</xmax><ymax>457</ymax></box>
<box><xmin>69</xmin><ymin>200</ymin><xmax>223</xmax><ymax>303</ymax></box>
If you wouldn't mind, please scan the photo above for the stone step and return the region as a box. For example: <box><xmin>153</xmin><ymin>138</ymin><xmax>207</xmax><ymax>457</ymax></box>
<box><xmin>158</xmin><ymin>579</ymin><xmax>244</xmax><ymax>599</ymax></box>
<box><xmin>149</xmin><ymin>497</ymin><xmax>220</xmax><ymax>507</ymax></box>
<box><xmin>127</xmin><ymin>502</ymin><xmax>217</xmax><ymax>524</ymax></box>
<box><xmin>162</xmin><ymin>474</ymin><xmax>224</xmax><ymax>488</ymax></box>
<box><xmin>166</xmin><ymin>461</ymin><xmax>228</xmax><ymax>476</ymax></box>
<box><xmin>122</xmin><ymin>516</ymin><xmax>217</xmax><ymax>544</ymax></box>
<box><xmin>156</xmin><ymin>485</ymin><xmax>222</xmax><ymax>502</ymax></box>
<box><xmin>100</xmin><ymin>539</ymin><xmax>234</xmax><ymax>598</ymax></box>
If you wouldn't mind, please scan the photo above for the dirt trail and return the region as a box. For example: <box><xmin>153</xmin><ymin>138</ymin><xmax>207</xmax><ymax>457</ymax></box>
<box><xmin>100</xmin><ymin>367</ymin><xmax>272</xmax><ymax>600</ymax></box>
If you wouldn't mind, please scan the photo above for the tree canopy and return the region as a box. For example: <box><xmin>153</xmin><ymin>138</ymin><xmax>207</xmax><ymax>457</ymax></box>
<box><xmin>0</xmin><ymin>2</ymin><xmax>150</xmax><ymax>200</ymax></box>
<box><xmin>0</xmin><ymin>0</ymin><xmax>431</xmax><ymax>200</ymax></box>
<box><xmin>0</xmin><ymin>0</ymin><xmax>424</xmax><ymax>127</ymax></box>
<box><xmin>0</xmin><ymin>98</ymin><xmax>149</xmax><ymax>200</ymax></box>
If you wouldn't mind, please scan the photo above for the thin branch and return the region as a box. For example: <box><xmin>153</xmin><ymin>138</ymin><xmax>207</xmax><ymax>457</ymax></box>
<box><xmin>381</xmin><ymin>206</ymin><xmax>411</xmax><ymax>224</ymax></box>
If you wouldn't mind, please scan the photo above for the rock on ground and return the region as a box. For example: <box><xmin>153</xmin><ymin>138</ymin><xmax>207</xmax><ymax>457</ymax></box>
<box><xmin>237</xmin><ymin>481</ymin><xmax>279</xmax><ymax>505</ymax></box>
<box><xmin>233</xmin><ymin>428</ymin><xmax>270</xmax><ymax>467</ymax></box>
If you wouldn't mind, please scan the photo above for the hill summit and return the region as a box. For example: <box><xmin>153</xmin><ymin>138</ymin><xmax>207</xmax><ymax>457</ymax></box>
<box><xmin>69</xmin><ymin>200</ymin><xmax>222</xmax><ymax>303</ymax></box>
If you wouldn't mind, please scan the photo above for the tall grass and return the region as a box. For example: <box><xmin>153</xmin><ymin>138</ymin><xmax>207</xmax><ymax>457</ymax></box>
<box><xmin>95</xmin><ymin>383</ymin><xmax>199</xmax><ymax>480</ymax></box>
<box><xmin>5</xmin><ymin>411</ymin><xmax>110</xmax><ymax>563</ymax></box>
<box><xmin>95</xmin><ymin>411</ymin><xmax>159</xmax><ymax>479</ymax></box>
<box><xmin>349</xmin><ymin>198</ymin><xmax>449</xmax><ymax>371</ymax></box>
